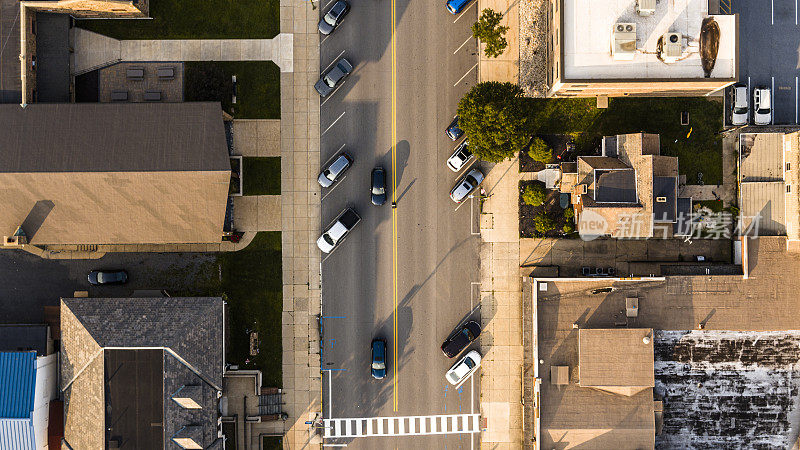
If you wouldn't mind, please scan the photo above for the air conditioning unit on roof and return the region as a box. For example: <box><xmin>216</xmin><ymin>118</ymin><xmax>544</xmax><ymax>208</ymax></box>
<box><xmin>660</xmin><ymin>32</ymin><xmax>683</xmax><ymax>63</ymax></box>
<box><xmin>636</xmin><ymin>0</ymin><xmax>656</xmax><ymax>16</ymax></box>
<box><xmin>612</xmin><ymin>23</ymin><xmax>637</xmax><ymax>61</ymax></box>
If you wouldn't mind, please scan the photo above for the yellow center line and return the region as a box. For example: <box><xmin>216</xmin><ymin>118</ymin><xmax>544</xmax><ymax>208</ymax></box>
<box><xmin>390</xmin><ymin>0</ymin><xmax>398</xmax><ymax>413</ymax></box>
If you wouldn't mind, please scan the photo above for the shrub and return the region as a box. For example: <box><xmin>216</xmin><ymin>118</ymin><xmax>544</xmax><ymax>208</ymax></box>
<box><xmin>563</xmin><ymin>206</ymin><xmax>574</xmax><ymax>220</ymax></box>
<box><xmin>522</xmin><ymin>182</ymin><xmax>547</xmax><ymax>206</ymax></box>
<box><xmin>562</xmin><ymin>222</ymin><xmax>575</xmax><ymax>233</ymax></box>
<box><xmin>533</xmin><ymin>213</ymin><xmax>556</xmax><ymax>234</ymax></box>
<box><xmin>472</xmin><ymin>9</ymin><xmax>509</xmax><ymax>58</ymax></box>
<box><xmin>527</xmin><ymin>137</ymin><xmax>552</xmax><ymax>163</ymax></box>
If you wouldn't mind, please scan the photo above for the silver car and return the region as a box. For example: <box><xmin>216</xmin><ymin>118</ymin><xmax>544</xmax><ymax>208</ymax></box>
<box><xmin>731</xmin><ymin>84</ymin><xmax>748</xmax><ymax>126</ymax></box>
<box><xmin>314</xmin><ymin>58</ymin><xmax>353</xmax><ymax>97</ymax></box>
<box><xmin>317</xmin><ymin>152</ymin><xmax>352</xmax><ymax>188</ymax></box>
<box><xmin>449</xmin><ymin>168</ymin><xmax>484</xmax><ymax>203</ymax></box>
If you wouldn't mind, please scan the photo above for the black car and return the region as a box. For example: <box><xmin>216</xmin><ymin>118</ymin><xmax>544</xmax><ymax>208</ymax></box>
<box><xmin>318</xmin><ymin>0</ymin><xmax>350</xmax><ymax>35</ymax></box>
<box><xmin>87</xmin><ymin>270</ymin><xmax>128</xmax><ymax>286</ymax></box>
<box><xmin>371</xmin><ymin>167</ymin><xmax>387</xmax><ymax>206</ymax></box>
<box><xmin>314</xmin><ymin>58</ymin><xmax>353</xmax><ymax>97</ymax></box>
<box><xmin>441</xmin><ymin>321</ymin><xmax>481</xmax><ymax>358</ymax></box>
<box><xmin>445</xmin><ymin>116</ymin><xmax>463</xmax><ymax>141</ymax></box>
<box><xmin>371</xmin><ymin>339</ymin><xmax>387</xmax><ymax>379</ymax></box>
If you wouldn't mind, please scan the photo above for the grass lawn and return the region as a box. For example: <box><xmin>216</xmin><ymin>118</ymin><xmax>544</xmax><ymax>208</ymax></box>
<box><xmin>218</xmin><ymin>232</ymin><xmax>283</xmax><ymax>387</ymax></box>
<box><xmin>243</xmin><ymin>157</ymin><xmax>281</xmax><ymax>195</ymax></box>
<box><xmin>77</xmin><ymin>0</ymin><xmax>279</xmax><ymax>39</ymax></box>
<box><xmin>262</xmin><ymin>436</ymin><xmax>283</xmax><ymax>449</ymax></box>
<box><xmin>695</xmin><ymin>199</ymin><xmax>725</xmax><ymax>213</ymax></box>
<box><xmin>526</xmin><ymin>97</ymin><xmax>724</xmax><ymax>185</ymax></box>
<box><xmin>184</xmin><ymin>61</ymin><xmax>281</xmax><ymax>119</ymax></box>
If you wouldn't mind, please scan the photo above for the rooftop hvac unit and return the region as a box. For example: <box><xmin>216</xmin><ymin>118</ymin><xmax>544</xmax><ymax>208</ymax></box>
<box><xmin>612</xmin><ymin>23</ymin><xmax>637</xmax><ymax>61</ymax></box>
<box><xmin>636</xmin><ymin>0</ymin><xmax>656</xmax><ymax>16</ymax></box>
<box><xmin>660</xmin><ymin>33</ymin><xmax>683</xmax><ymax>63</ymax></box>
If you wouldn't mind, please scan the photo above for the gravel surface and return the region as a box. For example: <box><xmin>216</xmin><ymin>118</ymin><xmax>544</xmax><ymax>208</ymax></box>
<box><xmin>519</xmin><ymin>0</ymin><xmax>548</xmax><ymax>97</ymax></box>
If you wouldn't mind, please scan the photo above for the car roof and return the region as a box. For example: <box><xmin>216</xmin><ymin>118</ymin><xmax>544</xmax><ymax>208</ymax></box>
<box><xmin>327</xmin><ymin>221</ymin><xmax>348</xmax><ymax>240</ymax></box>
<box><xmin>329</xmin><ymin>154</ymin><xmax>349</xmax><ymax>172</ymax></box>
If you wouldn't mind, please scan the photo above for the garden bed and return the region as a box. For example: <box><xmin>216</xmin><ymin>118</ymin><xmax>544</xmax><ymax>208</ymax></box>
<box><xmin>519</xmin><ymin>180</ymin><xmax>575</xmax><ymax>238</ymax></box>
<box><xmin>519</xmin><ymin>134</ymin><xmax>574</xmax><ymax>172</ymax></box>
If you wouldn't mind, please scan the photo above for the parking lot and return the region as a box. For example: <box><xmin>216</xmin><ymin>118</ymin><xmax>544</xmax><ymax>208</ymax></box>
<box><xmin>0</xmin><ymin>250</ymin><xmax>216</xmax><ymax>324</ymax></box>
<box><xmin>731</xmin><ymin>0</ymin><xmax>800</xmax><ymax>125</ymax></box>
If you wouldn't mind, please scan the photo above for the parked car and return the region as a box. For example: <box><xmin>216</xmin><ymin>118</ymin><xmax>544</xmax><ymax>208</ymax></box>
<box><xmin>88</xmin><ymin>270</ymin><xmax>128</xmax><ymax>286</ymax></box>
<box><xmin>731</xmin><ymin>83</ymin><xmax>748</xmax><ymax>126</ymax></box>
<box><xmin>446</xmin><ymin>0</ymin><xmax>472</xmax><ymax>14</ymax></box>
<box><xmin>446</xmin><ymin>140</ymin><xmax>474</xmax><ymax>172</ymax></box>
<box><xmin>449</xmin><ymin>168</ymin><xmax>484</xmax><ymax>203</ymax></box>
<box><xmin>446</xmin><ymin>350</ymin><xmax>481</xmax><ymax>386</ymax></box>
<box><xmin>445</xmin><ymin>116</ymin><xmax>464</xmax><ymax>141</ymax></box>
<box><xmin>314</xmin><ymin>58</ymin><xmax>354</xmax><ymax>97</ymax></box>
<box><xmin>318</xmin><ymin>0</ymin><xmax>350</xmax><ymax>35</ymax></box>
<box><xmin>371</xmin><ymin>167</ymin><xmax>387</xmax><ymax>206</ymax></box>
<box><xmin>317</xmin><ymin>208</ymin><xmax>361</xmax><ymax>253</ymax></box>
<box><xmin>441</xmin><ymin>321</ymin><xmax>481</xmax><ymax>358</ymax></box>
<box><xmin>753</xmin><ymin>86</ymin><xmax>772</xmax><ymax>125</ymax></box>
<box><xmin>371</xmin><ymin>339</ymin><xmax>387</xmax><ymax>379</ymax></box>
<box><xmin>318</xmin><ymin>152</ymin><xmax>352</xmax><ymax>188</ymax></box>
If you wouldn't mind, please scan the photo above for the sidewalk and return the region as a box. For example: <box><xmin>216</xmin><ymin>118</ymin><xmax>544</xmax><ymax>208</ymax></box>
<box><xmin>478</xmin><ymin>0</ymin><xmax>519</xmax><ymax>83</ymax></box>
<box><xmin>479</xmin><ymin>158</ymin><xmax>524</xmax><ymax>448</ymax></box>
<box><xmin>72</xmin><ymin>29</ymin><xmax>294</xmax><ymax>74</ymax></box>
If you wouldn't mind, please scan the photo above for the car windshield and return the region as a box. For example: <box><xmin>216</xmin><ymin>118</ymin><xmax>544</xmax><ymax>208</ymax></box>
<box><xmin>734</xmin><ymin>106</ymin><xmax>747</xmax><ymax>114</ymax></box>
<box><xmin>323</xmin><ymin>234</ymin><xmax>335</xmax><ymax>245</ymax></box>
<box><xmin>465</xmin><ymin>175</ymin><xmax>477</xmax><ymax>186</ymax></box>
<box><xmin>324</xmin><ymin>12</ymin><xmax>337</xmax><ymax>25</ymax></box>
<box><xmin>372</xmin><ymin>185</ymin><xmax>385</xmax><ymax>195</ymax></box>
<box><xmin>372</xmin><ymin>361</ymin><xmax>385</xmax><ymax>370</ymax></box>
<box><xmin>324</xmin><ymin>75</ymin><xmax>336</xmax><ymax>88</ymax></box>
<box><xmin>464</xmin><ymin>357</ymin><xmax>475</xmax><ymax>369</ymax></box>
<box><xmin>323</xmin><ymin>169</ymin><xmax>334</xmax><ymax>180</ymax></box>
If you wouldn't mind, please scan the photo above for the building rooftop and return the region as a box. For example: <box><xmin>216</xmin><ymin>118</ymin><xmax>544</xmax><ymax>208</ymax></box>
<box><xmin>0</xmin><ymin>352</ymin><xmax>36</xmax><ymax>419</ymax></box>
<box><xmin>594</xmin><ymin>169</ymin><xmax>638</xmax><ymax>203</ymax></box>
<box><xmin>0</xmin><ymin>325</ymin><xmax>50</xmax><ymax>356</ymax></box>
<box><xmin>0</xmin><ymin>102</ymin><xmax>230</xmax><ymax>245</ymax></box>
<box><xmin>60</xmin><ymin>297</ymin><xmax>224</xmax><ymax>450</ymax></box>
<box><xmin>562</xmin><ymin>0</ymin><xmax>736</xmax><ymax>80</ymax></box>
<box><xmin>578</xmin><ymin>328</ymin><xmax>654</xmax><ymax>394</ymax></box>
<box><xmin>535</xmin><ymin>245</ymin><xmax>800</xmax><ymax>448</ymax></box>
<box><xmin>653</xmin><ymin>176</ymin><xmax>677</xmax><ymax>222</ymax></box>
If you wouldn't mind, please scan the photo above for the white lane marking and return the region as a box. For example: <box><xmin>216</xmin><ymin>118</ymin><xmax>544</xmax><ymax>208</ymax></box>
<box><xmin>453</xmin><ymin>2</ymin><xmax>477</xmax><ymax>23</ymax></box>
<box><xmin>470</xmin><ymin>195</ymin><xmax>481</xmax><ymax>235</ymax></box>
<box><xmin>454</xmin><ymin>195</ymin><xmax>473</xmax><ymax>212</ymax></box>
<box><xmin>321</xmin><ymin>0</ymin><xmax>334</xmax><ymax>9</ymax></box>
<box><xmin>320</xmin><ymin>80</ymin><xmax>348</xmax><ymax>107</ymax></box>
<box><xmin>772</xmin><ymin>0</ymin><xmax>775</xmax><ymax>25</ymax></box>
<box><xmin>453</xmin><ymin>63</ymin><xmax>478</xmax><ymax>87</ymax></box>
<box><xmin>796</xmin><ymin>0</ymin><xmax>798</xmax><ymax>25</ymax></box>
<box><xmin>327</xmin><ymin>370</ymin><xmax>333</xmax><ymax>418</ymax></box>
<box><xmin>321</xmin><ymin>33</ymin><xmax>333</xmax><ymax>45</ymax></box>
<box><xmin>323</xmin><ymin>414</ymin><xmax>481</xmax><ymax>438</ymax></box>
<box><xmin>453</xmin><ymin>35</ymin><xmax>473</xmax><ymax>55</ymax></box>
<box><xmin>321</xmin><ymin>111</ymin><xmax>346</xmax><ymax>137</ymax></box>
<box><xmin>321</xmin><ymin>174</ymin><xmax>347</xmax><ymax>201</ymax></box>
<box><xmin>772</xmin><ymin>76</ymin><xmax>775</xmax><ymax>125</ymax></box>
<box><xmin>321</xmin><ymin>50</ymin><xmax>346</xmax><ymax>74</ymax></box>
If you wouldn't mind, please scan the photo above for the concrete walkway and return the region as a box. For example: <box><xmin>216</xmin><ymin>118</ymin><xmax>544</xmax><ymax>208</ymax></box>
<box><xmin>478</xmin><ymin>0</ymin><xmax>519</xmax><ymax>83</ymax></box>
<box><xmin>233</xmin><ymin>120</ymin><xmax>281</xmax><ymax>157</ymax></box>
<box><xmin>72</xmin><ymin>29</ymin><xmax>294</xmax><ymax>74</ymax></box>
<box><xmin>479</xmin><ymin>158</ymin><xmax>524</xmax><ymax>448</ymax></box>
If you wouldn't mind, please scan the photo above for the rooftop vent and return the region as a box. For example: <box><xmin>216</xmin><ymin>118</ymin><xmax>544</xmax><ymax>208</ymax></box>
<box><xmin>660</xmin><ymin>33</ymin><xmax>683</xmax><ymax>63</ymax></box>
<box><xmin>612</xmin><ymin>23</ymin><xmax>637</xmax><ymax>61</ymax></box>
<box><xmin>636</xmin><ymin>0</ymin><xmax>656</xmax><ymax>16</ymax></box>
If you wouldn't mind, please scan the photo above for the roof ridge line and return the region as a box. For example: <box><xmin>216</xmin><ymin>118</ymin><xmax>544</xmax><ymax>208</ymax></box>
<box><xmin>61</xmin><ymin>347</ymin><xmax>103</xmax><ymax>392</ymax></box>
<box><xmin>164</xmin><ymin>347</ymin><xmax>222</xmax><ymax>391</ymax></box>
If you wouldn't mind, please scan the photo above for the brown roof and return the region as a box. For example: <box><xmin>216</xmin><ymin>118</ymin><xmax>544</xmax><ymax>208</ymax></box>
<box><xmin>578</xmin><ymin>328</ymin><xmax>654</xmax><ymax>391</ymax></box>
<box><xmin>0</xmin><ymin>103</ymin><xmax>230</xmax><ymax>244</ymax></box>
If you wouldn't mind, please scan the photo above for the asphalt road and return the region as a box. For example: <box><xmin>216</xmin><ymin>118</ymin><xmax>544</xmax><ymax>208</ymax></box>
<box><xmin>318</xmin><ymin>0</ymin><xmax>482</xmax><ymax>447</ymax></box>
<box><xmin>731</xmin><ymin>0</ymin><xmax>800</xmax><ymax>125</ymax></box>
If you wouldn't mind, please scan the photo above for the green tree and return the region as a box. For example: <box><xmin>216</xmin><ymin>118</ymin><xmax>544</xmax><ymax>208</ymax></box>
<box><xmin>534</xmin><ymin>213</ymin><xmax>556</xmax><ymax>234</ymax></box>
<box><xmin>527</xmin><ymin>137</ymin><xmax>552</xmax><ymax>163</ymax></box>
<box><xmin>458</xmin><ymin>82</ymin><xmax>529</xmax><ymax>163</ymax></box>
<box><xmin>472</xmin><ymin>9</ymin><xmax>509</xmax><ymax>58</ymax></box>
<box><xmin>522</xmin><ymin>182</ymin><xmax>546</xmax><ymax>206</ymax></box>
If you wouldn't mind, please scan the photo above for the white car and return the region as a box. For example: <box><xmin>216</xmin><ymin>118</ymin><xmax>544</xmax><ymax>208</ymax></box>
<box><xmin>446</xmin><ymin>350</ymin><xmax>481</xmax><ymax>386</ymax></box>
<box><xmin>446</xmin><ymin>140</ymin><xmax>474</xmax><ymax>172</ymax></box>
<box><xmin>753</xmin><ymin>87</ymin><xmax>772</xmax><ymax>125</ymax></box>
<box><xmin>731</xmin><ymin>84</ymin><xmax>748</xmax><ymax>126</ymax></box>
<box><xmin>316</xmin><ymin>208</ymin><xmax>361</xmax><ymax>253</ymax></box>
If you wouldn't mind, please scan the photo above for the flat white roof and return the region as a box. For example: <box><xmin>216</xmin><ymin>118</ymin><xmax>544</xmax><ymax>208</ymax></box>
<box><xmin>563</xmin><ymin>0</ymin><xmax>736</xmax><ymax>79</ymax></box>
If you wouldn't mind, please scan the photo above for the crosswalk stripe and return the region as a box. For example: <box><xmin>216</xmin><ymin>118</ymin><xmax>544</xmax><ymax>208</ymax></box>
<box><xmin>323</xmin><ymin>414</ymin><xmax>481</xmax><ymax>439</ymax></box>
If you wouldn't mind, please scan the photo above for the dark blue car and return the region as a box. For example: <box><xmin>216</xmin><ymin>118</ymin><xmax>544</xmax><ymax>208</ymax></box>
<box><xmin>371</xmin><ymin>339</ymin><xmax>387</xmax><ymax>379</ymax></box>
<box><xmin>446</xmin><ymin>0</ymin><xmax>471</xmax><ymax>14</ymax></box>
<box><xmin>445</xmin><ymin>115</ymin><xmax>463</xmax><ymax>141</ymax></box>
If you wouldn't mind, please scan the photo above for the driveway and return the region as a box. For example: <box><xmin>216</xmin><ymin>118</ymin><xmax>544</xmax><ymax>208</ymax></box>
<box><xmin>730</xmin><ymin>0</ymin><xmax>800</xmax><ymax>125</ymax></box>
<box><xmin>0</xmin><ymin>249</ymin><xmax>216</xmax><ymax>324</ymax></box>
